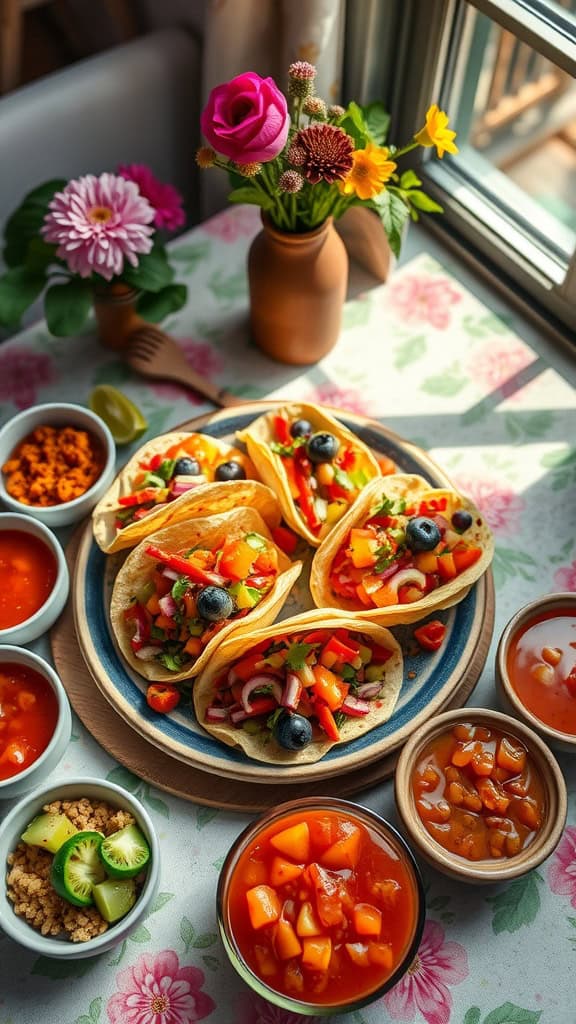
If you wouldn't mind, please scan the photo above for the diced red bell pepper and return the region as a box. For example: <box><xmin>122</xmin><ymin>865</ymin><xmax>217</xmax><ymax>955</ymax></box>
<box><xmin>295</xmin><ymin>468</ymin><xmax>321</xmax><ymax>532</ymax></box>
<box><xmin>414</xmin><ymin>620</ymin><xmax>446</xmax><ymax>652</ymax></box>
<box><xmin>144</xmin><ymin>544</ymin><xmax>226</xmax><ymax>586</ymax></box>
<box><xmin>271</xmin><ymin>525</ymin><xmax>299</xmax><ymax>555</ymax></box>
<box><xmin>314</xmin><ymin>699</ymin><xmax>340</xmax><ymax>741</ymax></box>
<box><xmin>118</xmin><ymin>488</ymin><xmax>161</xmax><ymax>508</ymax></box>
<box><xmin>274</xmin><ymin>415</ymin><xmax>292</xmax><ymax>446</ymax></box>
<box><xmin>417</xmin><ymin>497</ymin><xmax>448</xmax><ymax>516</ymax></box>
<box><xmin>452</xmin><ymin>545</ymin><xmax>482</xmax><ymax>573</ymax></box>
<box><xmin>336</xmin><ymin>446</ymin><xmax>356</xmax><ymax>471</ymax></box>
<box><xmin>149</xmin><ymin>453</ymin><xmax>163</xmax><ymax>471</ymax></box>
<box><xmin>320</xmin><ymin>634</ymin><xmax>361</xmax><ymax>669</ymax></box>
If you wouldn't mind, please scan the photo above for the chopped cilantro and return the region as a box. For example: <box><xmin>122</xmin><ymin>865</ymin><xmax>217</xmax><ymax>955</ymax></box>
<box><xmin>171</xmin><ymin>578</ymin><xmax>189</xmax><ymax>601</ymax></box>
<box><xmin>157</xmin><ymin>459</ymin><xmax>176</xmax><ymax>481</ymax></box>
<box><xmin>150</xmin><ymin>625</ymin><xmax>166</xmax><ymax>640</ymax></box>
<box><xmin>285</xmin><ymin>641</ymin><xmax>317</xmax><ymax>670</ymax></box>
<box><xmin>269</xmin><ymin>436</ymin><xmax>307</xmax><ymax>457</ymax></box>
<box><xmin>334</xmin><ymin>710</ymin><xmax>347</xmax><ymax>729</ymax></box>
<box><xmin>340</xmin><ymin>663</ymin><xmax>357</xmax><ymax>684</ymax></box>
<box><xmin>333</xmin><ymin>466</ymin><xmax>354</xmax><ymax>491</ymax></box>
<box><xmin>266</xmin><ymin>707</ymin><xmax>284</xmax><ymax>732</ymax></box>
<box><xmin>245</xmin><ymin>532</ymin><xmax>268</xmax><ymax>550</ymax></box>
<box><xmin>372</xmin><ymin>495</ymin><xmax>407</xmax><ymax>517</ymax></box>
<box><xmin>158</xmin><ymin>652</ymin><xmax>185</xmax><ymax>671</ymax></box>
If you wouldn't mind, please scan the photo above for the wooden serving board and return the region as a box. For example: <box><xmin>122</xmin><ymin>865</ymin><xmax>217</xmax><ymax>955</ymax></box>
<box><xmin>51</xmin><ymin>528</ymin><xmax>494</xmax><ymax>812</ymax></box>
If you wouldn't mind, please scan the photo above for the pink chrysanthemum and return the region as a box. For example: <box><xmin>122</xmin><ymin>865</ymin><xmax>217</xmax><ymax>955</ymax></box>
<box><xmin>42</xmin><ymin>173</ymin><xmax>155</xmax><ymax>282</ymax></box>
<box><xmin>279</xmin><ymin>170</ymin><xmax>304</xmax><ymax>193</ymax></box>
<box><xmin>288</xmin><ymin>61</ymin><xmax>317</xmax><ymax>81</ymax></box>
<box><xmin>294</xmin><ymin>124</ymin><xmax>354</xmax><ymax>184</ymax></box>
<box><xmin>118</xmin><ymin>163</ymin><xmax>186</xmax><ymax>231</ymax></box>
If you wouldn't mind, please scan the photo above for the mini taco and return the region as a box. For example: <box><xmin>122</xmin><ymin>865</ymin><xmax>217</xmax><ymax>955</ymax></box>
<box><xmin>193</xmin><ymin>610</ymin><xmax>403</xmax><ymax>764</ymax></box>
<box><xmin>236</xmin><ymin>403</ymin><xmax>383</xmax><ymax>547</ymax></box>
<box><xmin>310</xmin><ymin>474</ymin><xmax>493</xmax><ymax>625</ymax></box>
<box><xmin>92</xmin><ymin>430</ymin><xmax>280</xmax><ymax>553</ymax></box>
<box><xmin>110</xmin><ymin>507</ymin><xmax>302</xmax><ymax>682</ymax></box>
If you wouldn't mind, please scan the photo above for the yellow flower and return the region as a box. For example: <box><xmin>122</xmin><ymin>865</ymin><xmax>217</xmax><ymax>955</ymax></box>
<box><xmin>339</xmin><ymin>143</ymin><xmax>397</xmax><ymax>201</ymax></box>
<box><xmin>195</xmin><ymin>146</ymin><xmax>217</xmax><ymax>169</ymax></box>
<box><xmin>414</xmin><ymin>105</ymin><xmax>458</xmax><ymax>158</ymax></box>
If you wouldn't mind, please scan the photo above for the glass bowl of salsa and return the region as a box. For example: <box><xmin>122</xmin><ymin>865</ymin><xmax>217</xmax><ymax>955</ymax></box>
<box><xmin>217</xmin><ymin>796</ymin><xmax>425</xmax><ymax>1016</ymax></box>
<box><xmin>0</xmin><ymin>646</ymin><xmax>71</xmax><ymax>799</ymax></box>
<box><xmin>496</xmin><ymin>593</ymin><xmax>576</xmax><ymax>754</ymax></box>
<box><xmin>0</xmin><ymin>512</ymin><xmax>69</xmax><ymax>644</ymax></box>
<box><xmin>0</xmin><ymin>402</ymin><xmax>116</xmax><ymax>527</ymax></box>
<box><xmin>395</xmin><ymin>707</ymin><xmax>567</xmax><ymax>884</ymax></box>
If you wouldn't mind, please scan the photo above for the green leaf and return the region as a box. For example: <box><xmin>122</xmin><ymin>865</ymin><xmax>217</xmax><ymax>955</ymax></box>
<box><xmin>0</xmin><ymin>266</ymin><xmax>46</xmax><ymax>327</ymax></box>
<box><xmin>142</xmin><ymin>785</ymin><xmax>170</xmax><ymax>818</ymax></box>
<box><xmin>362</xmin><ymin>101</ymin><xmax>390</xmax><ymax>144</ymax></box>
<box><xmin>505</xmin><ymin>410</ymin><xmax>554</xmax><ymax>442</ymax></box>
<box><xmin>45</xmin><ymin>279</ymin><xmax>92</xmax><ymax>336</ymax></box>
<box><xmin>421</xmin><ymin>371</ymin><xmax>466</xmax><ymax>396</ymax></box>
<box><xmin>180</xmin><ymin>915</ymin><xmax>195</xmax><ymax>952</ymax></box>
<box><xmin>541</xmin><ymin>447</ymin><xmax>576</xmax><ymax>469</ymax></box>
<box><xmin>137</xmin><ymin>284</ymin><xmax>187</xmax><ymax>322</ymax></box>
<box><xmin>371</xmin><ymin>190</ymin><xmax>409</xmax><ymax>257</ymax></box>
<box><xmin>227</xmin><ymin>186</ymin><xmax>273</xmax><ymax>211</ymax></box>
<box><xmin>400</xmin><ymin>170</ymin><xmax>422</xmax><ymax>189</ymax></box>
<box><xmin>343</xmin><ymin>296</ymin><xmax>371</xmax><ymax>329</ymax></box>
<box><xmin>193</xmin><ymin>931</ymin><xmax>218</xmax><ymax>948</ymax></box>
<box><xmin>3</xmin><ymin>178</ymin><xmax>66</xmax><ymax>266</ymax></box>
<box><xmin>171</xmin><ymin>241</ymin><xmax>211</xmax><ymax>268</ymax></box>
<box><xmin>201</xmin><ymin>954</ymin><xmax>220</xmax><ymax>971</ymax></box>
<box><xmin>74</xmin><ymin>1016</ymin><xmax>94</xmax><ymax>1024</ymax></box>
<box><xmin>32</xmin><ymin>954</ymin><xmax>99</xmax><ymax>978</ymax></box>
<box><xmin>123</xmin><ymin>247</ymin><xmax>175</xmax><ymax>293</ymax></box>
<box><xmin>285</xmin><ymin>641</ymin><xmax>316</xmax><ymax>670</ymax></box>
<box><xmin>407</xmin><ymin>190</ymin><xmax>444</xmax><ymax>214</ymax></box>
<box><xmin>208</xmin><ymin>268</ymin><xmax>247</xmax><ymax>301</ymax></box>
<box><xmin>129</xmin><ymin>924</ymin><xmax>151</xmax><ymax>943</ymax></box>
<box><xmin>106</xmin><ymin>766</ymin><xmax>142</xmax><ymax>793</ymax></box>
<box><xmin>93</xmin><ymin>361</ymin><xmax>131</xmax><ymax>387</ymax></box>
<box><xmin>464</xmin><ymin>1010</ymin><xmax>482</xmax><ymax>1024</ymax></box>
<box><xmin>107</xmin><ymin>939</ymin><xmax>127</xmax><ymax>966</ymax></box>
<box><xmin>340</xmin><ymin>101</ymin><xmax>370</xmax><ymax>147</ymax></box>
<box><xmin>492</xmin><ymin>546</ymin><xmax>537</xmax><ymax>588</ymax></box>
<box><xmin>394</xmin><ymin>334</ymin><xmax>427</xmax><ymax>369</ymax></box>
<box><xmin>487</xmin><ymin>871</ymin><xmax>542</xmax><ymax>933</ymax></box>
<box><xmin>89</xmin><ymin>997</ymin><xmax>102</xmax><ymax>1022</ymax></box>
<box><xmin>149</xmin><ymin>891</ymin><xmax>175</xmax><ymax>915</ymax></box>
<box><xmin>483</xmin><ymin>1003</ymin><xmax>541</xmax><ymax>1024</ymax></box>
<box><xmin>196</xmin><ymin>806</ymin><xmax>219</xmax><ymax>830</ymax></box>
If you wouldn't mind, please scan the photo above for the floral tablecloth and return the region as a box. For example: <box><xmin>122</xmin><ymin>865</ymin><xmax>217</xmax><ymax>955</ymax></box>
<box><xmin>1</xmin><ymin>205</ymin><xmax>575</xmax><ymax>1024</ymax></box>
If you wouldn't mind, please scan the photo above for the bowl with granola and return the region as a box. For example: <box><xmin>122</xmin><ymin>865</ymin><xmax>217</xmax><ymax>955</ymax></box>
<box><xmin>0</xmin><ymin>777</ymin><xmax>160</xmax><ymax>957</ymax></box>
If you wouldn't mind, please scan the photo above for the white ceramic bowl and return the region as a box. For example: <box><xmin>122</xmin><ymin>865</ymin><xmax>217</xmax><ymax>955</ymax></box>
<box><xmin>0</xmin><ymin>647</ymin><xmax>72</xmax><ymax>799</ymax></box>
<box><xmin>0</xmin><ymin>402</ymin><xmax>116</xmax><ymax>527</ymax></box>
<box><xmin>0</xmin><ymin>777</ymin><xmax>160</xmax><ymax>958</ymax></box>
<box><xmin>0</xmin><ymin>513</ymin><xmax>69</xmax><ymax>644</ymax></box>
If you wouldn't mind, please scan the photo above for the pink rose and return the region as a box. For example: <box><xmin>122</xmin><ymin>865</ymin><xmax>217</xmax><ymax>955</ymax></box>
<box><xmin>201</xmin><ymin>72</ymin><xmax>289</xmax><ymax>163</ymax></box>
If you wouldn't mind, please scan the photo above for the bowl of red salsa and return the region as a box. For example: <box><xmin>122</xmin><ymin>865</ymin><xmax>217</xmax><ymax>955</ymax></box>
<box><xmin>395</xmin><ymin>707</ymin><xmax>567</xmax><ymax>884</ymax></box>
<box><xmin>217</xmin><ymin>797</ymin><xmax>425</xmax><ymax>1015</ymax></box>
<box><xmin>0</xmin><ymin>646</ymin><xmax>71</xmax><ymax>799</ymax></box>
<box><xmin>0</xmin><ymin>513</ymin><xmax>69</xmax><ymax>645</ymax></box>
<box><xmin>496</xmin><ymin>593</ymin><xmax>576</xmax><ymax>754</ymax></box>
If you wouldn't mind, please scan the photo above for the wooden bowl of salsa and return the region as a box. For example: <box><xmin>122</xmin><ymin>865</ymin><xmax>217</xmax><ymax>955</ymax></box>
<box><xmin>0</xmin><ymin>513</ymin><xmax>69</xmax><ymax>645</ymax></box>
<box><xmin>0</xmin><ymin>646</ymin><xmax>71</xmax><ymax>799</ymax></box>
<box><xmin>395</xmin><ymin>707</ymin><xmax>567</xmax><ymax>884</ymax></box>
<box><xmin>217</xmin><ymin>797</ymin><xmax>425</xmax><ymax>1015</ymax></box>
<box><xmin>496</xmin><ymin>593</ymin><xmax>576</xmax><ymax>754</ymax></box>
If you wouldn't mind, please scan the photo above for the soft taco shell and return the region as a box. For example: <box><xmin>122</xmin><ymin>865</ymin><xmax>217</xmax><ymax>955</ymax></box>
<box><xmin>236</xmin><ymin>403</ymin><xmax>381</xmax><ymax>547</ymax></box>
<box><xmin>92</xmin><ymin>430</ymin><xmax>280</xmax><ymax>553</ymax></box>
<box><xmin>310</xmin><ymin>473</ymin><xmax>493</xmax><ymax>626</ymax></box>
<box><xmin>110</xmin><ymin>506</ymin><xmax>302</xmax><ymax>682</ymax></box>
<box><xmin>193</xmin><ymin>609</ymin><xmax>403</xmax><ymax>764</ymax></box>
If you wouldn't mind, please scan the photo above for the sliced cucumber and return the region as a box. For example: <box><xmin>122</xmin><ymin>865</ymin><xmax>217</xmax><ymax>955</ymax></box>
<box><xmin>99</xmin><ymin>824</ymin><xmax>150</xmax><ymax>879</ymax></box>
<box><xmin>92</xmin><ymin>878</ymin><xmax>136</xmax><ymax>923</ymax></box>
<box><xmin>51</xmin><ymin>831</ymin><xmax>106</xmax><ymax>907</ymax></box>
<box><xmin>21</xmin><ymin>813</ymin><xmax>78</xmax><ymax>854</ymax></box>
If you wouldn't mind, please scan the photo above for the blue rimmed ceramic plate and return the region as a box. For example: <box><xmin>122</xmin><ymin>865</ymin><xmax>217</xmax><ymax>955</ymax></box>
<box><xmin>73</xmin><ymin>403</ymin><xmax>494</xmax><ymax>784</ymax></box>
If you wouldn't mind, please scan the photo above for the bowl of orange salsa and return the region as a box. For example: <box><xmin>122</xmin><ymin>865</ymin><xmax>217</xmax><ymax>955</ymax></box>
<box><xmin>217</xmin><ymin>797</ymin><xmax>425</xmax><ymax>1015</ymax></box>
<box><xmin>395</xmin><ymin>707</ymin><xmax>567</xmax><ymax>884</ymax></box>
<box><xmin>496</xmin><ymin>593</ymin><xmax>576</xmax><ymax>754</ymax></box>
<box><xmin>0</xmin><ymin>646</ymin><xmax>71</xmax><ymax>799</ymax></box>
<box><xmin>0</xmin><ymin>513</ymin><xmax>69</xmax><ymax>644</ymax></box>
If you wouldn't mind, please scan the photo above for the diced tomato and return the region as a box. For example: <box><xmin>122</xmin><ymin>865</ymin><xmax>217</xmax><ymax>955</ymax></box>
<box><xmin>118</xmin><ymin>488</ymin><xmax>161</xmax><ymax>507</ymax></box>
<box><xmin>145</xmin><ymin>545</ymin><xmax>225</xmax><ymax>586</ymax></box>
<box><xmin>320</xmin><ymin>634</ymin><xmax>361</xmax><ymax>670</ymax></box>
<box><xmin>253</xmin><ymin>547</ymin><xmax>278</xmax><ymax>575</ymax></box>
<box><xmin>295</xmin><ymin>468</ymin><xmax>321</xmax><ymax>532</ymax></box>
<box><xmin>271</xmin><ymin>525</ymin><xmax>299</xmax><ymax>555</ymax></box>
<box><xmin>414</xmin><ymin>620</ymin><xmax>446</xmax><ymax>652</ymax></box>
<box><xmin>274</xmin><ymin>415</ymin><xmax>292</xmax><ymax>446</ymax></box>
<box><xmin>146</xmin><ymin>683</ymin><xmax>181</xmax><ymax>714</ymax></box>
<box><xmin>452</xmin><ymin>545</ymin><xmax>482</xmax><ymax>573</ymax></box>
<box><xmin>337</xmin><ymin>446</ymin><xmax>356</xmax><ymax>471</ymax></box>
<box><xmin>232</xmin><ymin>651</ymin><xmax>272</xmax><ymax>682</ymax></box>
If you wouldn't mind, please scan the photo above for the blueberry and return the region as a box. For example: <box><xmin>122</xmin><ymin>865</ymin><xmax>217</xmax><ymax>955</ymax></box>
<box><xmin>405</xmin><ymin>516</ymin><xmax>441</xmax><ymax>552</ymax></box>
<box><xmin>290</xmin><ymin>419</ymin><xmax>312</xmax><ymax>438</ymax></box>
<box><xmin>273</xmin><ymin>710</ymin><xmax>313</xmax><ymax>751</ymax></box>
<box><xmin>307</xmin><ymin>432</ymin><xmax>340</xmax><ymax>464</ymax></box>
<box><xmin>215</xmin><ymin>460</ymin><xmax>246</xmax><ymax>482</ymax></box>
<box><xmin>451</xmin><ymin>509</ymin><xmax>473</xmax><ymax>533</ymax></box>
<box><xmin>174</xmin><ymin>456</ymin><xmax>201</xmax><ymax>476</ymax></box>
<box><xmin>196</xmin><ymin>586</ymin><xmax>234</xmax><ymax>622</ymax></box>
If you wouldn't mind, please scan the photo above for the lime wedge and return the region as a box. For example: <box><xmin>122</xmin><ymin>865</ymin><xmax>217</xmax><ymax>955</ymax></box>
<box><xmin>89</xmin><ymin>385</ymin><xmax>148</xmax><ymax>445</ymax></box>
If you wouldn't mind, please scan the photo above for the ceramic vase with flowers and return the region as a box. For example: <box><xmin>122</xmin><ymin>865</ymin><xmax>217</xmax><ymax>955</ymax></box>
<box><xmin>197</xmin><ymin>62</ymin><xmax>458</xmax><ymax>365</ymax></box>
<box><xmin>0</xmin><ymin>165</ymin><xmax>187</xmax><ymax>349</ymax></box>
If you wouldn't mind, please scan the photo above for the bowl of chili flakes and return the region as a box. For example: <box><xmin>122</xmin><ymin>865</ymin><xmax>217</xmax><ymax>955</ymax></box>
<box><xmin>0</xmin><ymin>402</ymin><xmax>115</xmax><ymax>527</ymax></box>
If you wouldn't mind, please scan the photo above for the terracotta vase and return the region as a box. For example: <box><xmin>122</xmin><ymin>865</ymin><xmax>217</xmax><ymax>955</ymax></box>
<box><xmin>247</xmin><ymin>215</ymin><xmax>348</xmax><ymax>366</ymax></box>
<box><xmin>92</xmin><ymin>283</ymin><xmax>144</xmax><ymax>351</ymax></box>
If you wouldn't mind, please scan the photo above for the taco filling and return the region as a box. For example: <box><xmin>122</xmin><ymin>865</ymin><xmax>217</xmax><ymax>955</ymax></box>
<box><xmin>202</xmin><ymin>626</ymin><xmax>399</xmax><ymax>752</ymax></box>
<box><xmin>267</xmin><ymin>412</ymin><xmax>378</xmax><ymax>538</ymax></box>
<box><xmin>328</xmin><ymin>491</ymin><xmax>483</xmax><ymax>610</ymax></box>
<box><xmin>123</xmin><ymin>531</ymin><xmax>283</xmax><ymax>674</ymax></box>
<box><xmin>114</xmin><ymin>434</ymin><xmax>249</xmax><ymax>532</ymax></box>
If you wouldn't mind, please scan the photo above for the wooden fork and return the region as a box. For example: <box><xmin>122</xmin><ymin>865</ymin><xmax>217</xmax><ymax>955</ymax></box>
<box><xmin>125</xmin><ymin>326</ymin><xmax>245</xmax><ymax>408</ymax></box>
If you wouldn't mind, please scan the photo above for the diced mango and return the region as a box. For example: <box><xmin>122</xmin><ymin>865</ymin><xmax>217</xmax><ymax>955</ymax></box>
<box><xmin>246</xmin><ymin>885</ymin><xmax>281</xmax><ymax>930</ymax></box>
<box><xmin>283</xmin><ymin>960</ymin><xmax>304</xmax><ymax>994</ymax></box>
<box><xmin>273</xmin><ymin>918</ymin><xmax>302</xmax><ymax>960</ymax></box>
<box><xmin>301</xmin><ymin>935</ymin><xmax>332</xmax><ymax>972</ymax></box>
<box><xmin>270</xmin><ymin>822</ymin><xmax>310</xmax><ymax>862</ymax></box>
<box><xmin>254</xmin><ymin>944</ymin><xmax>277</xmax><ymax>978</ymax></box>
<box><xmin>270</xmin><ymin>856</ymin><xmax>304</xmax><ymax>887</ymax></box>
<box><xmin>345</xmin><ymin>941</ymin><xmax>370</xmax><ymax>967</ymax></box>
<box><xmin>370</xmin><ymin>878</ymin><xmax>401</xmax><ymax>908</ymax></box>
<box><xmin>348</xmin><ymin>529</ymin><xmax>379</xmax><ymax>569</ymax></box>
<box><xmin>296</xmin><ymin>900</ymin><xmax>323</xmax><ymax>937</ymax></box>
<box><xmin>368</xmin><ymin>941</ymin><xmax>394</xmax><ymax>968</ymax></box>
<box><xmin>414</xmin><ymin>551</ymin><xmax>438</xmax><ymax>573</ymax></box>
<box><xmin>308</xmin><ymin>816</ymin><xmax>335</xmax><ymax>851</ymax></box>
<box><xmin>241</xmin><ymin>857</ymin><xmax>268</xmax><ymax>888</ymax></box>
<box><xmin>320</xmin><ymin>823</ymin><xmax>361</xmax><ymax>869</ymax></box>
<box><xmin>353</xmin><ymin>902</ymin><xmax>382</xmax><ymax>937</ymax></box>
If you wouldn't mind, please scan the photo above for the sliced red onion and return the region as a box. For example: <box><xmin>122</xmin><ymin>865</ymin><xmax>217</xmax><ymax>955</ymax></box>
<box><xmin>159</xmin><ymin>593</ymin><xmax>178</xmax><ymax>617</ymax></box>
<box><xmin>134</xmin><ymin>645</ymin><xmax>160</xmax><ymax>661</ymax></box>
<box><xmin>387</xmin><ymin>567</ymin><xmax>426</xmax><ymax>594</ymax></box>
<box><xmin>433</xmin><ymin>514</ymin><xmax>450</xmax><ymax>534</ymax></box>
<box><xmin>241</xmin><ymin>675</ymin><xmax>283</xmax><ymax>712</ymax></box>
<box><xmin>356</xmin><ymin>681</ymin><xmax>383</xmax><ymax>700</ymax></box>
<box><xmin>161</xmin><ymin>567</ymin><xmax>180</xmax><ymax>581</ymax></box>
<box><xmin>376</xmin><ymin>563</ymin><xmax>400</xmax><ymax>582</ymax></box>
<box><xmin>341</xmin><ymin>695</ymin><xmax>371</xmax><ymax>716</ymax></box>
<box><xmin>171</xmin><ymin>477</ymin><xmax>206</xmax><ymax>497</ymax></box>
<box><xmin>281</xmin><ymin>672</ymin><xmax>302</xmax><ymax>711</ymax></box>
<box><xmin>205</xmin><ymin>706</ymin><xmax>229</xmax><ymax>723</ymax></box>
<box><xmin>230</xmin><ymin>706</ymin><xmax>251</xmax><ymax>724</ymax></box>
<box><xmin>227</xmin><ymin>666</ymin><xmax>240</xmax><ymax>687</ymax></box>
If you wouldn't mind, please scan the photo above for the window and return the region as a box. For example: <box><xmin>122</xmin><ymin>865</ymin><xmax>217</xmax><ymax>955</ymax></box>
<box><xmin>389</xmin><ymin>0</ymin><xmax>576</xmax><ymax>336</ymax></box>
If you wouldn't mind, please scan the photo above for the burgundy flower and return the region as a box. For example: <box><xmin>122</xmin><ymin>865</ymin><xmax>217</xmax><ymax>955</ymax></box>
<box><xmin>294</xmin><ymin>124</ymin><xmax>354</xmax><ymax>184</ymax></box>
